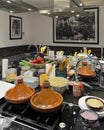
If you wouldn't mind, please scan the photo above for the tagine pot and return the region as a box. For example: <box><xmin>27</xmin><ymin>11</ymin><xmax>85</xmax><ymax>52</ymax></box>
<box><xmin>5</xmin><ymin>78</ymin><xmax>35</xmax><ymax>104</ymax></box>
<box><xmin>78</xmin><ymin>61</ymin><xmax>94</xmax><ymax>77</ymax></box>
<box><xmin>30</xmin><ymin>80</ymin><xmax>63</xmax><ymax>112</ymax></box>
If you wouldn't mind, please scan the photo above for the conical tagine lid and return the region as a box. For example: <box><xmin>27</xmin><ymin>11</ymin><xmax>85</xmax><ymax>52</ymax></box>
<box><xmin>5</xmin><ymin>78</ymin><xmax>35</xmax><ymax>104</ymax></box>
<box><xmin>30</xmin><ymin>80</ymin><xmax>63</xmax><ymax>112</ymax></box>
<box><xmin>78</xmin><ymin>61</ymin><xmax>94</xmax><ymax>77</ymax></box>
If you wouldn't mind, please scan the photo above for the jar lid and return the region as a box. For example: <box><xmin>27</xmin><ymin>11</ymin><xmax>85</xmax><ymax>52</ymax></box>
<box><xmin>7</xmin><ymin>68</ymin><xmax>17</xmax><ymax>73</ymax></box>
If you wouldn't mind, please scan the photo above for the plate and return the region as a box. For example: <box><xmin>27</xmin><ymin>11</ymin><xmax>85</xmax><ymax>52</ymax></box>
<box><xmin>78</xmin><ymin>96</ymin><xmax>104</xmax><ymax>118</ymax></box>
<box><xmin>78</xmin><ymin>72</ymin><xmax>96</xmax><ymax>78</ymax></box>
<box><xmin>85</xmin><ymin>97</ymin><xmax>104</xmax><ymax>111</ymax></box>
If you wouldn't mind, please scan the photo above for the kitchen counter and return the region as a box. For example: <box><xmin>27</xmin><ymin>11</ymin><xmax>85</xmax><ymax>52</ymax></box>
<box><xmin>0</xmin><ymin>80</ymin><xmax>104</xmax><ymax>129</ymax></box>
<box><xmin>62</xmin><ymin>85</ymin><xmax>104</xmax><ymax>130</ymax></box>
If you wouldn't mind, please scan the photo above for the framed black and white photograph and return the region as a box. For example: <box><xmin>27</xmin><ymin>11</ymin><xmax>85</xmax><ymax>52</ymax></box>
<box><xmin>53</xmin><ymin>7</ymin><xmax>99</xmax><ymax>44</ymax></box>
<box><xmin>10</xmin><ymin>15</ymin><xmax>22</xmax><ymax>40</ymax></box>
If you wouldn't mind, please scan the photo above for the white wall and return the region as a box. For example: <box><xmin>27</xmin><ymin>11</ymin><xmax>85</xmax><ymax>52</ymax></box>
<box><xmin>0</xmin><ymin>6</ymin><xmax>104</xmax><ymax>48</ymax></box>
<box><xmin>29</xmin><ymin>12</ymin><xmax>53</xmax><ymax>45</ymax></box>
<box><xmin>0</xmin><ymin>10</ymin><xmax>30</xmax><ymax>47</ymax></box>
<box><xmin>28</xmin><ymin>6</ymin><xmax>104</xmax><ymax>48</ymax></box>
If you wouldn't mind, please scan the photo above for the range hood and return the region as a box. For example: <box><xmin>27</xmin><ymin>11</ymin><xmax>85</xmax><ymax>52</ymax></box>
<box><xmin>0</xmin><ymin>0</ymin><xmax>104</xmax><ymax>15</ymax></box>
<box><xmin>0</xmin><ymin>0</ymin><xmax>84</xmax><ymax>17</ymax></box>
<box><xmin>38</xmin><ymin>0</ymin><xmax>85</xmax><ymax>17</ymax></box>
<box><xmin>0</xmin><ymin>0</ymin><xmax>38</xmax><ymax>13</ymax></box>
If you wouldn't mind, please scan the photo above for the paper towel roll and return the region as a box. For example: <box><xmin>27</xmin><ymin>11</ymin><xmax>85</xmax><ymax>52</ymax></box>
<box><xmin>49</xmin><ymin>51</ymin><xmax>55</xmax><ymax>59</ymax></box>
<box><xmin>2</xmin><ymin>59</ymin><xmax>8</xmax><ymax>78</ymax></box>
<box><xmin>46</xmin><ymin>63</ymin><xmax>55</xmax><ymax>79</ymax></box>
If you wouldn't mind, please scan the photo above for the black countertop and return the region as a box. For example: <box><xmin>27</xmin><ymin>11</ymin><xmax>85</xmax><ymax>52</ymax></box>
<box><xmin>1</xmin><ymin>68</ymin><xmax>104</xmax><ymax>130</ymax></box>
<box><xmin>61</xmin><ymin>85</ymin><xmax>104</xmax><ymax>130</ymax></box>
<box><xmin>0</xmin><ymin>83</ymin><xmax>104</xmax><ymax>130</ymax></box>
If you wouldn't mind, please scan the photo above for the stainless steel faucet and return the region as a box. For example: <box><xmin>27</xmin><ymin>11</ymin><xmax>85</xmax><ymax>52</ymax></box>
<box><xmin>27</xmin><ymin>44</ymin><xmax>39</xmax><ymax>54</ymax></box>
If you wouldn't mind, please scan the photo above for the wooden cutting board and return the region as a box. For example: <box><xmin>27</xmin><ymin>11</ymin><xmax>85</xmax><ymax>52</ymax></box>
<box><xmin>39</xmin><ymin>63</ymin><xmax>54</xmax><ymax>87</ymax></box>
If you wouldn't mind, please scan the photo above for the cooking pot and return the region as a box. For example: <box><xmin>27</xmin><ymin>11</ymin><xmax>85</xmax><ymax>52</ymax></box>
<box><xmin>30</xmin><ymin>80</ymin><xmax>63</xmax><ymax>112</ymax></box>
<box><xmin>5</xmin><ymin>78</ymin><xmax>35</xmax><ymax>104</ymax></box>
<box><xmin>78</xmin><ymin>61</ymin><xmax>95</xmax><ymax>77</ymax></box>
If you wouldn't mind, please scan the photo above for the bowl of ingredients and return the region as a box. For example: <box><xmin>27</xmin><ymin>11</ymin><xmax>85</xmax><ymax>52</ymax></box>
<box><xmin>48</xmin><ymin>77</ymin><xmax>69</xmax><ymax>94</ymax></box>
<box><xmin>85</xmin><ymin>97</ymin><xmax>104</xmax><ymax>111</ymax></box>
<box><xmin>15</xmin><ymin>75</ymin><xmax>39</xmax><ymax>89</ymax></box>
<box><xmin>30</xmin><ymin>56</ymin><xmax>45</xmax><ymax>69</ymax></box>
<box><xmin>79</xmin><ymin>109</ymin><xmax>99</xmax><ymax>124</ymax></box>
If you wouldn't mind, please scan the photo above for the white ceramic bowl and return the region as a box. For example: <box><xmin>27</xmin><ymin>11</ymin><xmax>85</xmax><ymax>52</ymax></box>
<box><xmin>49</xmin><ymin>77</ymin><xmax>69</xmax><ymax>94</ymax></box>
<box><xmin>23</xmin><ymin>77</ymin><xmax>39</xmax><ymax>88</ymax></box>
<box><xmin>14</xmin><ymin>76</ymin><xmax>39</xmax><ymax>88</ymax></box>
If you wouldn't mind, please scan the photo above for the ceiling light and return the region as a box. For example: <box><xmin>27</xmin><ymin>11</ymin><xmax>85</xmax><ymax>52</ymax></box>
<box><xmin>56</xmin><ymin>16</ymin><xmax>58</xmax><ymax>18</ymax></box>
<box><xmin>76</xmin><ymin>14</ymin><xmax>80</xmax><ymax>17</ymax></box>
<box><xmin>28</xmin><ymin>8</ymin><xmax>32</xmax><ymax>11</ymax></box>
<box><xmin>47</xmin><ymin>12</ymin><xmax>51</xmax><ymax>15</ymax></box>
<box><xmin>10</xmin><ymin>10</ymin><xmax>14</xmax><ymax>13</ymax></box>
<box><xmin>58</xmin><ymin>9</ymin><xmax>63</xmax><ymax>12</ymax></box>
<box><xmin>79</xmin><ymin>3</ymin><xmax>83</xmax><ymax>6</ymax></box>
<box><xmin>71</xmin><ymin>10</ymin><xmax>75</xmax><ymax>13</ymax></box>
<box><xmin>39</xmin><ymin>10</ymin><xmax>50</xmax><ymax>14</ymax></box>
<box><xmin>7</xmin><ymin>0</ymin><xmax>11</xmax><ymax>4</ymax></box>
<box><xmin>54</xmin><ymin>8</ymin><xmax>63</xmax><ymax>12</ymax></box>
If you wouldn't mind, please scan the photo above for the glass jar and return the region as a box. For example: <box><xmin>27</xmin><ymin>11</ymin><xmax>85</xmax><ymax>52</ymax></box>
<box><xmin>73</xmin><ymin>82</ymin><xmax>84</xmax><ymax>98</ymax></box>
<box><xmin>6</xmin><ymin>68</ymin><xmax>17</xmax><ymax>82</ymax></box>
<box><xmin>21</xmin><ymin>66</ymin><xmax>30</xmax><ymax>75</ymax></box>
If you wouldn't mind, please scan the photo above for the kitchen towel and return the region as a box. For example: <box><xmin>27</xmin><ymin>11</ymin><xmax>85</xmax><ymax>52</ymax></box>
<box><xmin>2</xmin><ymin>59</ymin><xmax>8</xmax><ymax>78</ymax></box>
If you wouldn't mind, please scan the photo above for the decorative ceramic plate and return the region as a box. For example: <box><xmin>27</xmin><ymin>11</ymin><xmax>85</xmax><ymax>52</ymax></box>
<box><xmin>85</xmin><ymin>97</ymin><xmax>104</xmax><ymax>111</ymax></box>
<box><xmin>78</xmin><ymin>96</ymin><xmax>104</xmax><ymax>118</ymax></box>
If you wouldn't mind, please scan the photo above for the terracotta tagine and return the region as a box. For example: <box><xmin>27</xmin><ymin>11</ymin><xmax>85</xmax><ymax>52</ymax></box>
<box><xmin>78</xmin><ymin>61</ymin><xmax>94</xmax><ymax>77</ymax></box>
<box><xmin>5</xmin><ymin>78</ymin><xmax>35</xmax><ymax>104</ymax></box>
<box><xmin>30</xmin><ymin>80</ymin><xmax>63</xmax><ymax>112</ymax></box>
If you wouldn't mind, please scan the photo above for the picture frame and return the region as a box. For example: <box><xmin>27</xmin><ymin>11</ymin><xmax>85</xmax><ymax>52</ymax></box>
<box><xmin>10</xmin><ymin>15</ymin><xmax>22</xmax><ymax>40</ymax></box>
<box><xmin>53</xmin><ymin>7</ymin><xmax>99</xmax><ymax>44</ymax></box>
